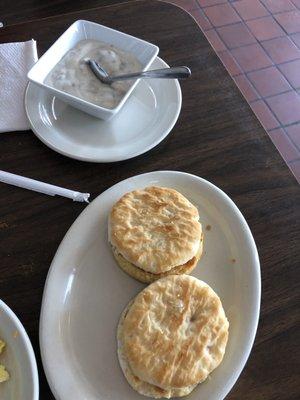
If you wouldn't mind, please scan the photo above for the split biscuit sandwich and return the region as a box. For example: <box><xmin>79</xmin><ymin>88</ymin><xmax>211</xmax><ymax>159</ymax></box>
<box><xmin>117</xmin><ymin>274</ymin><xmax>229</xmax><ymax>398</ymax></box>
<box><xmin>109</xmin><ymin>186</ymin><xmax>203</xmax><ymax>283</ymax></box>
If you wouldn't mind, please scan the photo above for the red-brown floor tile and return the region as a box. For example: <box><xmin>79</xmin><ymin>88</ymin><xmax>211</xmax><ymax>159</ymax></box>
<box><xmin>286</xmin><ymin>124</ymin><xmax>300</xmax><ymax>148</ymax></box>
<box><xmin>247</xmin><ymin>66</ymin><xmax>291</xmax><ymax>97</ymax></box>
<box><xmin>266</xmin><ymin>91</ymin><xmax>300</xmax><ymax>125</ymax></box>
<box><xmin>217</xmin><ymin>22</ymin><xmax>256</xmax><ymax>49</ymax></box>
<box><xmin>246</xmin><ymin>16</ymin><xmax>285</xmax><ymax>41</ymax></box>
<box><xmin>275</xmin><ymin>10</ymin><xmax>300</xmax><ymax>34</ymax></box>
<box><xmin>189</xmin><ymin>8</ymin><xmax>212</xmax><ymax>30</ymax></box>
<box><xmin>233</xmin><ymin>74</ymin><xmax>259</xmax><ymax>102</ymax></box>
<box><xmin>292</xmin><ymin>0</ymin><xmax>300</xmax><ymax>9</ymax></box>
<box><xmin>203</xmin><ymin>3</ymin><xmax>240</xmax><ymax>27</ymax></box>
<box><xmin>231</xmin><ymin>43</ymin><xmax>272</xmax><ymax>72</ymax></box>
<box><xmin>168</xmin><ymin>0</ymin><xmax>198</xmax><ymax>11</ymax></box>
<box><xmin>278</xmin><ymin>59</ymin><xmax>300</xmax><ymax>88</ymax></box>
<box><xmin>268</xmin><ymin>128</ymin><xmax>299</xmax><ymax>162</ymax></box>
<box><xmin>260</xmin><ymin>0</ymin><xmax>295</xmax><ymax>14</ymax></box>
<box><xmin>197</xmin><ymin>0</ymin><xmax>227</xmax><ymax>6</ymax></box>
<box><xmin>288</xmin><ymin>159</ymin><xmax>300</xmax><ymax>182</ymax></box>
<box><xmin>217</xmin><ymin>50</ymin><xmax>243</xmax><ymax>75</ymax></box>
<box><xmin>250</xmin><ymin>100</ymin><xmax>280</xmax><ymax>130</ymax></box>
<box><xmin>261</xmin><ymin>36</ymin><xmax>300</xmax><ymax>64</ymax></box>
<box><xmin>232</xmin><ymin>0</ymin><xmax>269</xmax><ymax>20</ymax></box>
<box><xmin>204</xmin><ymin>29</ymin><xmax>226</xmax><ymax>51</ymax></box>
<box><xmin>290</xmin><ymin>32</ymin><xmax>300</xmax><ymax>47</ymax></box>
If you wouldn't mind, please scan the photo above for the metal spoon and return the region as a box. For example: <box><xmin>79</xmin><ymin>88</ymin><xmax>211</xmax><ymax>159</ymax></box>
<box><xmin>86</xmin><ymin>59</ymin><xmax>191</xmax><ymax>84</ymax></box>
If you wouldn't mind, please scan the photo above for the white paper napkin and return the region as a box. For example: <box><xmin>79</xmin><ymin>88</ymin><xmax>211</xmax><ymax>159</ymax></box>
<box><xmin>0</xmin><ymin>39</ymin><xmax>38</xmax><ymax>133</ymax></box>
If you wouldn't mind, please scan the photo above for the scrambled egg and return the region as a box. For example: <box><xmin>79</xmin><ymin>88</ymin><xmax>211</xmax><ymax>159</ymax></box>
<box><xmin>0</xmin><ymin>339</ymin><xmax>9</xmax><ymax>383</ymax></box>
<box><xmin>0</xmin><ymin>365</ymin><xmax>9</xmax><ymax>383</ymax></box>
<box><xmin>0</xmin><ymin>340</ymin><xmax>5</xmax><ymax>353</ymax></box>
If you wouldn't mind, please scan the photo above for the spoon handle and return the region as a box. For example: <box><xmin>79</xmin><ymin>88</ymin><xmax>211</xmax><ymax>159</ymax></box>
<box><xmin>109</xmin><ymin>66</ymin><xmax>191</xmax><ymax>82</ymax></box>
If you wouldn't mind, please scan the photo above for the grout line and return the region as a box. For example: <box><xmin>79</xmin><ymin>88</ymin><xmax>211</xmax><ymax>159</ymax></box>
<box><xmin>290</xmin><ymin>33</ymin><xmax>300</xmax><ymax>47</ymax></box>
<box><xmin>288</xmin><ymin>156</ymin><xmax>300</xmax><ymax>163</ymax></box>
<box><xmin>246</xmin><ymin>63</ymin><xmax>297</xmax><ymax>97</ymax></box>
<box><xmin>218</xmin><ymin>41</ymin><xmax>300</xmax><ymax>68</ymax></box>
<box><xmin>191</xmin><ymin>3</ymin><xmax>214</xmax><ymax>30</ymax></box>
<box><xmin>263</xmin><ymin>89</ymin><xmax>295</xmax><ymax>101</ymax></box>
<box><xmin>283</xmin><ymin>126</ymin><xmax>300</xmax><ymax>151</ymax></box>
<box><xmin>201</xmin><ymin>5</ymin><xmax>272</xmax><ymax>28</ymax></box>
<box><xmin>260</xmin><ymin>38</ymin><xmax>300</xmax><ymax>66</ymax></box>
<box><xmin>250</xmin><ymin>97</ymin><xmax>282</xmax><ymax>127</ymax></box>
<box><xmin>253</xmin><ymin>95</ymin><xmax>300</xmax><ymax>135</ymax></box>
<box><xmin>232</xmin><ymin>74</ymin><xmax>262</xmax><ymax>102</ymax></box>
<box><xmin>268</xmin><ymin>127</ymin><xmax>281</xmax><ymax>132</ymax></box>
<box><xmin>205</xmin><ymin>27</ymin><xmax>227</xmax><ymax>51</ymax></box>
<box><xmin>258</xmin><ymin>0</ymin><xmax>298</xmax><ymax>16</ymax></box>
<box><xmin>267</xmin><ymin>129</ymin><xmax>300</xmax><ymax>164</ymax></box>
<box><xmin>216</xmin><ymin>24</ymin><xmax>258</xmax><ymax>51</ymax></box>
<box><xmin>272</xmin><ymin>16</ymin><xmax>300</xmax><ymax>36</ymax></box>
<box><xmin>232</xmin><ymin>0</ymin><xmax>271</xmax><ymax>24</ymax></box>
<box><xmin>196</xmin><ymin>1</ymin><xmax>227</xmax><ymax>10</ymax></box>
<box><xmin>269</xmin><ymin>124</ymin><xmax>300</xmax><ymax>144</ymax></box>
<box><xmin>194</xmin><ymin>0</ymin><xmax>300</xmax><ymax>167</ymax></box>
<box><xmin>194</xmin><ymin>1</ymin><xmax>300</xmax><ymax>149</ymax></box>
<box><xmin>199</xmin><ymin>4</ymin><xmax>300</xmax><ymax>32</ymax></box>
<box><xmin>252</xmin><ymin>89</ymin><xmax>293</xmax><ymax>102</ymax></box>
<box><xmin>218</xmin><ymin>48</ymin><xmax>275</xmax><ymax>75</ymax></box>
<box><xmin>276</xmin><ymin>64</ymin><xmax>300</xmax><ymax>92</ymax></box>
<box><xmin>273</xmin><ymin>57</ymin><xmax>300</xmax><ymax>67</ymax></box>
<box><xmin>260</xmin><ymin>36</ymin><xmax>300</xmax><ymax>45</ymax></box>
<box><xmin>288</xmin><ymin>157</ymin><xmax>300</xmax><ymax>164</ymax></box>
<box><xmin>200</xmin><ymin>0</ymin><xmax>299</xmax><ymax>17</ymax></box>
<box><xmin>259</xmin><ymin>0</ymin><xmax>299</xmax><ymax>15</ymax></box>
<box><xmin>278</xmin><ymin>119</ymin><xmax>300</xmax><ymax>129</ymax></box>
<box><xmin>215</xmin><ymin>53</ymin><xmax>300</xmax><ymax>127</ymax></box>
<box><xmin>244</xmin><ymin>65</ymin><xmax>278</xmax><ymax>76</ymax></box>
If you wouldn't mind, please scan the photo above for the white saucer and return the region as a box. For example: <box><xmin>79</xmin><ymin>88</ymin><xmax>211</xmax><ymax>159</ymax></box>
<box><xmin>25</xmin><ymin>57</ymin><xmax>181</xmax><ymax>162</ymax></box>
<box><xmin>40</xmin><ymin>171</ymin><xmax>261</xmax><ymax>400</ymax></box>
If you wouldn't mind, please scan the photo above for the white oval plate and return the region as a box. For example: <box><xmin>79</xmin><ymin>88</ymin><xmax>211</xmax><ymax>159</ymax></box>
<box><xmin>25</xmin><ymin>58</ymin><xmax>181</xmax><ymax>162</ymax></box>
<box><xmin>0</xmin><ymin>300</ymin><xmax>39</xmax><ymax>400</ymax></box>
<box><xmin>40</xmin><ymin>171</ymin><xmax>261</xmax><ymax>400</ymax></box>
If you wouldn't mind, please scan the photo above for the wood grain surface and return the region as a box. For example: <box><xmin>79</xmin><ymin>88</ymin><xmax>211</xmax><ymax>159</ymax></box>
<box><xmin>0</xmin><ymin>1</ymin><xmax>299</xmax><ymax>399</ymax></box>
<box><xmin>0</xmin><ymin>0</ymin><xmax>128</xmax><ymax>26</ymax></box>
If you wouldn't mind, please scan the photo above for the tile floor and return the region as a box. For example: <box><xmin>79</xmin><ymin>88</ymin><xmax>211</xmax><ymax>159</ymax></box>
<box><xmin>168</xmin><ymin>0</ymin><xmax>300</xmax><ymax>183</ymax></box>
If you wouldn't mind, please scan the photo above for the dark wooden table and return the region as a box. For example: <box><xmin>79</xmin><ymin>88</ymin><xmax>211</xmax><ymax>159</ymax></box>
<box><xmin>0</xmin><ymin>1</ymin><xmax>299</xmax><ymax>399</ymax></box>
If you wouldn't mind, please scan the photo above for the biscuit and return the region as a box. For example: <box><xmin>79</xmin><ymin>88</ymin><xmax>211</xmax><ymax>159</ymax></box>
<box><xmin>117</xmin><ymin>301</ymin><xmax>196</xmax><ymax>398</ymax></box>
<box><xmin>117</xmin><ymin>275</ymin><xmax>229</xmax><ymax>398</ymax></box>
<box><xmin>112</xmin><ymin>235</ymin><xmax>203</xmax><ymax>283</ymax></box>
<box><xmin>109</xmin><ymin>187</ymin><xmax>203</xmax><ymax>275</ymax></box>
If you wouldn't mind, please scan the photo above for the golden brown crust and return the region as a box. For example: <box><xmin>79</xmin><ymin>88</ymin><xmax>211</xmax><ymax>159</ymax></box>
<box><xmin>109</xmin><ymin>187</ymin><xmax>202</xmax><ymax>273</ymax></box>
<box><xmin>117</xmin><ymin>301</ymin><xmax>196</xmax><ymax>398</ymax></box>
<box><xmin>122</xmin><ymin>275</ymin><xmax>229</xmax><ymax>390</ymax></box>
<box><xmin>112</xmin><ymin>235</ymin><xmax>203</xmax><ymax>283</ymax></box>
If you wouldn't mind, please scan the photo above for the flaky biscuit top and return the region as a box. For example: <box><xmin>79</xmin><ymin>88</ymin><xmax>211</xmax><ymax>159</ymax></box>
<box><xmin>109</xmin><ymin>187</ymin><xmax>202</xmax><ymax>273</ymax></box>
<box><xmin>122</xmin><ymin>275</ymin><xmax>229</xmax><ymax>390</ymax></box>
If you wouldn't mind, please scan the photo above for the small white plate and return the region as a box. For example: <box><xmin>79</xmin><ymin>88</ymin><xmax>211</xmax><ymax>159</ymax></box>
<box><xmin>27</xmin><ymin>20</ymin><xmax>159</xmax><ymax>120</ymax></box>
<box><xmin>25</xmin><ymin>57</ymin><xmax>181</xmax><ymax>162</ymax></box>
<box><xmin>0</xmin><ymin>300</ymin><xmax>39</xmax><ymax>400</ymax></box>
<box><xmin>40</xmin><ymin>171</ymin><xmax>261</xmax><ymax>400</ymax></box>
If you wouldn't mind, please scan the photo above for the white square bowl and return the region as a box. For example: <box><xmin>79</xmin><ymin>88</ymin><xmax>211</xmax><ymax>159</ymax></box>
<box><xmin>27</xmin><ymin>20</ymin><xmax>159</xmax><ymax>120</ymax></box>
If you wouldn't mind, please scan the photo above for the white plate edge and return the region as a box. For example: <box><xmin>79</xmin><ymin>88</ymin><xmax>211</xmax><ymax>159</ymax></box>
<box><xmin>39</xmin><ymin>170</ymin><xmax>261</xmax><ymax>400</ymax></box>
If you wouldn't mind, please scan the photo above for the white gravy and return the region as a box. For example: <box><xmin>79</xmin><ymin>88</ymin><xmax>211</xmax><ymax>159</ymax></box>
<box><xmin>45</xmin><ymin>39</ymin><xmax>142</xmax><ymax>109</ymax></box>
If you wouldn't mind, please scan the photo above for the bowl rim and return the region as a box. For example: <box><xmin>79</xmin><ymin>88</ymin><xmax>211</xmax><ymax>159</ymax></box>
<box><xmin>0</xmin><ymin>299</ymin><xmax>39</xmax><ymax>400</ymax></box>
<box><xmin>27</xmin><ymin>19</ymin><xmax>159</xmax><ymax>114</ymax></box>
